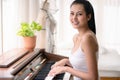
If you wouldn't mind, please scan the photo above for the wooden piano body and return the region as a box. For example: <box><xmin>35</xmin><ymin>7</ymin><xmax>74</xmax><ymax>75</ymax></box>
<box><xmin>0</xmin><ymin>48</ymin><xmax>71</xmax><ymax>80</ymax></box>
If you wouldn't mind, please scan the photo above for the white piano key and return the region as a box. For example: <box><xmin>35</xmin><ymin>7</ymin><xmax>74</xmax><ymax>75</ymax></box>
<box><xmin>44</xmin><ymin>76</ymin><xmax>54</xmax><ymax>80</ymax></box>
<box><xmin>63</xmin><ymin>72</ymin><xmax>71</xmax><ymax>80</ymax></box>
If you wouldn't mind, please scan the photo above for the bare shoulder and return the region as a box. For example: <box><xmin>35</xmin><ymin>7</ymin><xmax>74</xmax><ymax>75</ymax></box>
<box><xmin>83</xmin><ymin>32</ymin><xmax>97</xmax><ymax>43</ymax></box>
<box><xmin>81</xmin><ymin>32</ymin><xmax>98</xmax><ymax>51</ymax></box>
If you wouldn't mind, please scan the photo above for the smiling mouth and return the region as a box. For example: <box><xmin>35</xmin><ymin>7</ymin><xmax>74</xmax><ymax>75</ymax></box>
<box><xmin>72</xmin><ymin>22</ymin><xmax>79</xmax><ymax>25</ymax></box>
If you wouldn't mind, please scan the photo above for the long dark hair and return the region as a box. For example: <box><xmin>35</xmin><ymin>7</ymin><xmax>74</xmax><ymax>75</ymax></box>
<box><xmin>71</xmin><ymin>0</ymin><xmax>96</xmax><ymax>34</ymax></box>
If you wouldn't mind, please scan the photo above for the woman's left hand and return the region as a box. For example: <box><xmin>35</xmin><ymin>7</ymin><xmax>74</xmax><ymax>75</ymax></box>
<box><xmin>47</xmin><ymin>66</ymin><xmax>66</xmax><ymax>76</ymax></box>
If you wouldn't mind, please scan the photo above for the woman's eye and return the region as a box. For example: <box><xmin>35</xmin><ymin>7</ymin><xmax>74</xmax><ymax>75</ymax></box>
<box><xmin>70</xmin><ymin>13</ymin><xmax>74</xmax><ymax>15</ymax></box>
<box><xmin>78</xmin><ymin>13</ymin><xmax>82</xmax><ymax>16</ymax></box>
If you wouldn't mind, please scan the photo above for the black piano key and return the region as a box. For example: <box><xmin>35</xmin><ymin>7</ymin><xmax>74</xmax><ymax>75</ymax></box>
<box><xmin>34</xmin><ymin>61</ymin><xmax>55</xmax><ymax>80</ymax></box>
<box><xmin>34</xmin><ymin>61</ymin><xmax>65</xmax><ymax>80</ymax></box>
<box><xmin>53</xmin><ymin>73</ymin><xmax>65</xmax><ymax>80</ymax></box>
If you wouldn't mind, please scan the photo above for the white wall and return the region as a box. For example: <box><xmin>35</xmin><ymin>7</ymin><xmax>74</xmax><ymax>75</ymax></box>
<box><xmin>0</xmin><ymin>0</ymin><xmax>2</xmax><ymax>54</ymax></box>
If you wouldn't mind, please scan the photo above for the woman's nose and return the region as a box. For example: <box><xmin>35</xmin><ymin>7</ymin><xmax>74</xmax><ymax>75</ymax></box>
<box><xmin>73</xmin><ymin>14</ymin><xmax>78</xmax><ymax>20</ymax></box>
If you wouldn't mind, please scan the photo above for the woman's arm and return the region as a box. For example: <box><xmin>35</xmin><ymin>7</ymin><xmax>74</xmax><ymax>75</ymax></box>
<box><xmin>51</xmin><ymin>58</ymin><xmax>72</xmax><ymax>69</ymax></box>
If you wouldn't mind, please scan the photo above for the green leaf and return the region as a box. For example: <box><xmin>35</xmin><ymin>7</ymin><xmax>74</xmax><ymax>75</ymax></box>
<box><xmin>17</xmin><ymin>21</ymin><xmax>42</xmax><ymax>37</ymax></box>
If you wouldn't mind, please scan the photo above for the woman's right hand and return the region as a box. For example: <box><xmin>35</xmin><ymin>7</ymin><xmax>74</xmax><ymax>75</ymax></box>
<box><xmin>51</xmin><ymin>58</ymin><xmax>68</xmax><ymax>69</ymax></box>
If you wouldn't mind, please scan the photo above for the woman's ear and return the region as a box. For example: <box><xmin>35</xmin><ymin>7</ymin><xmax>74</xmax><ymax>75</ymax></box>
<box><xmin>87</xmin><ymin>14</ymin><xmax>91</xmax><ymax>21</ymax></box>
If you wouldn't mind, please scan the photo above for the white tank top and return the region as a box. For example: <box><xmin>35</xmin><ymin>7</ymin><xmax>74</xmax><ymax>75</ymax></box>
<box><xmin>69</xmin><ymin>46</ymin><xmax>99</xmax><ymax>80</ymax></box>
<box><xmin>69</xmin><ymin>46</ymin><xmax>87</xmax><ymax>80</ymax></box>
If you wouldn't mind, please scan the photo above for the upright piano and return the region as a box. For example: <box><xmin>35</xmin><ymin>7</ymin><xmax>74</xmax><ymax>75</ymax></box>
<box><xmin>0</xmin><ymin>48</ymin><xmax>71</xmax><ymax>80</ymax></box>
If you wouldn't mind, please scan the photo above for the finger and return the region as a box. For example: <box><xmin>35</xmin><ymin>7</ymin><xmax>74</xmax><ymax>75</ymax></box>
<box><xmin>48</xmin><ymin>71</ymin><xmax>56</xmax><ymax>76</ymax></box>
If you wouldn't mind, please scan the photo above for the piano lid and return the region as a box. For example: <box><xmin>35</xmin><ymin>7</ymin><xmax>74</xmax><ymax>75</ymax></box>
<box><xmin>0</xmin><ymin>48</ymin><xmax>29</xmax><ymax>68</ymax></box>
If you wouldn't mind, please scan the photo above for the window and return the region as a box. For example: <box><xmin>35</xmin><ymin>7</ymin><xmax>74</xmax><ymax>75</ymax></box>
<box><xmin>0</xmin><ymin>0</ymin><xmax>39</xmax><ymax>55</ymax></box>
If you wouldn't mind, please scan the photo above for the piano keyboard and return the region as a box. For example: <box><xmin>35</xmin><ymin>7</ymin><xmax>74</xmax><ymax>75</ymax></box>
<box><xmin>34</xmin><ymin>61</ymin><xmax>65</xmax><ymax>80</ymax></box>
<box><xmin>0</xmin><ymin>48</ymin><xmax>71</xmax><ymax>80</ymax></box>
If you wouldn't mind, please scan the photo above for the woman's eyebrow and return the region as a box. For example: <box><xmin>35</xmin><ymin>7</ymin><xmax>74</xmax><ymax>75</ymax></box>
<box><xmin>70</xmin><ymin>10</ymin><xmax>83</xmax><ymax>13</ymax></box>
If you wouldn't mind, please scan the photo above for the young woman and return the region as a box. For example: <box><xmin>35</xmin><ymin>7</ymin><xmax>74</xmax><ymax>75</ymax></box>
<box><xmin>47</xmin><ymin>0</ymin><xmax>99</xmax><ymax>80</ymax></box>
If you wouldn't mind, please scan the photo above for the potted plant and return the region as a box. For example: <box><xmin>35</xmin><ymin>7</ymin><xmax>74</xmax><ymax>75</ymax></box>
<box><xmin>17</xmin><ymin>21</ymin><xmax>42</xmax><ymax>51</ymax></box>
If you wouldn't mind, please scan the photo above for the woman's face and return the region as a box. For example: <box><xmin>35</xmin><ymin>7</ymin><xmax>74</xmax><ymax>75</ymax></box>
<box><xmin>70</xmin><ymin>4</ymin><xmax>89</xmax><ymax>29</ymax></box>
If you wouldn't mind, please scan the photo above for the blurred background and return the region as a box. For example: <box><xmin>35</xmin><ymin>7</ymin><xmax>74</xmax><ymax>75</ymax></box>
<box><xmin>0</xmin><ymin>0</ymin><xmax>120</xmax><ymax>79</ymax></box>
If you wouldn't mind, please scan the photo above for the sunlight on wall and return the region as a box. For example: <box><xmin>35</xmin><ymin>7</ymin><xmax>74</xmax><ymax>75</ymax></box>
<box><xmin>2</xmin><ymin>0</ymin><xmax>20</xmax><ymax>52</ymax></box>
<box><xmin>100</xmin><ymin>2</ymin><xmax>120</xmax><ymax>54</ymax></box>
<box><xmin>0</xmin><ymin>0</ymin><xmax>2</xmax><ymax>55</ymax></box>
